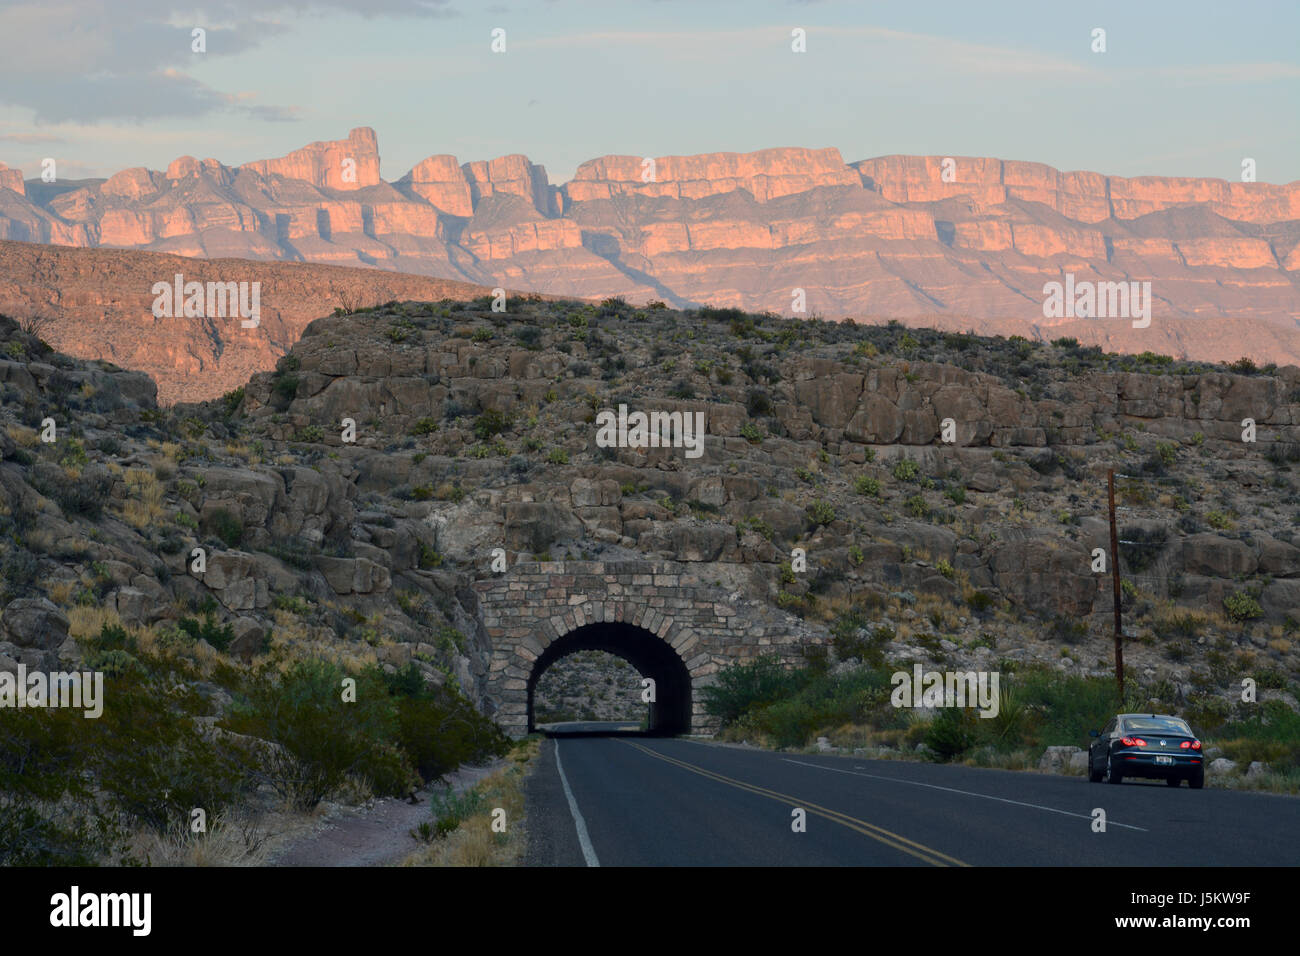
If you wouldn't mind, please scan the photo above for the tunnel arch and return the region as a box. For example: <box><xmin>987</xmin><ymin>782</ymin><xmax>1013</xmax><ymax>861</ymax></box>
<box><xmin>474</xmin><ymin>560</ymin><xmax>821</xmax><ymax>738</ymax></box>
<box><xmin>526</xmin><ymin>621</ymin><xmax>692</xmax><ymax>735</ymax></box>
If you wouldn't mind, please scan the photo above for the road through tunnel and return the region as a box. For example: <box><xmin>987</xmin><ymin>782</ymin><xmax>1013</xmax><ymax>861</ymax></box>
<box><xmin>526</xmin><ymin>622</ymin><xmax>691</xmax><ymax>735</ymax></box>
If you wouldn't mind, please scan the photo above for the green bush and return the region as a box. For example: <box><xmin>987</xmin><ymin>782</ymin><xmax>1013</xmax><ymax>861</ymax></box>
<box><xmin>1223</xmin><ymin>591</ymin><xmax>1263</xmax><ymax>622</ymax></box>
<box><xmin>806</xmin><ymin>500</ymin><xmax>836</xmax><ymax>527</ymax></box>
<box><xmin>206</xmin><ymin>508</ymin><xmax>244</xmax><ymax>548</ymax></box>
<box><xmin>923</xmin><ymin>708</ymin><xmax>976</xmax><ymax>762</ymax></box>
<box><xmin>394</xmin><ymin>688</ymin><xmax>510</xmax><ymax>784</ymax></box>
<box><xmin>854</xmin><ymin>475</ymin><xmax>881</xmax><ymax>497</ymax></box>
<box><xmin>892</xmin><ymin>459</ymin><xmax>919</xmax><ymax>482</ymax></box>
<box><xmin>177</xmin><ymin>612</ymin><xmax>235</xmax><ymax>652</ymax></box>
<box><xmin>473</xmin><ymin>408</ymin><xmax>511</xmax><ymax>440</ymax></box>
<box><xmin>0</xmin><ymin>706</ymin><xmax>109</xmax><ymax>865</ymax></box>
<box><xmin>222</xmin><ymin>659</ymin><xmax>413</xmax><ymax>809</ymax></box>
<box><xmin>702</xmin><ymin>655</ymin><xmax>801</xmax><ymax>726</ymax></box>
<box><xmin>31</xmin><ymin>466</ymin><xmax>113</xmax><ymax>519</ymax></box>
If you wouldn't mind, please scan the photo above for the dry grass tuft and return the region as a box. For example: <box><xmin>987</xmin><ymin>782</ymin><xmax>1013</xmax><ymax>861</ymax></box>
<box><xmin>67</xmin><ymin>605</ymin><xmax>123</xmax><ymax>641</ymax></box>
<box><xmin>120</xmin><ymin>467</ymin><xmax>168</xmax><ymax>528</ymax></box>
<box><xmin>400</xmin><ymin>739</ymin><xmax>539</xmax><ymax>867</ymax></box>
<box><xmin>129</xmin><ymin>812</ymin><xmax>279</xmax><ymax>867</ymax></box>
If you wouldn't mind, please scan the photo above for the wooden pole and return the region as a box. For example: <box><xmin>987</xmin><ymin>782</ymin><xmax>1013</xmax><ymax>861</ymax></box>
<box><xmin>1108</xmin><ymin>469</ymin><xmax>1124</xmax><ymax>703</ymax></box>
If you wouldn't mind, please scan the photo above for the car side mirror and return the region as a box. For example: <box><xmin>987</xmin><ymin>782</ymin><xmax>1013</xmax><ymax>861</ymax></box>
<box><xmin>1088</xmin><ymin>729</ymin><xmax>1100</xmax><ymax>738</ymax></box>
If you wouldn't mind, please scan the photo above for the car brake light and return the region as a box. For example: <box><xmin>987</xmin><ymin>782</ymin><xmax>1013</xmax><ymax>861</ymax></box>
<box><xmin>1180</xmin><ymin>740</ymin><xmax>1201</xmax><ymax>750</ymax></box>
<box><xmin>1120</xmin><ymin>737</ymin><xmax>1146</xmax><ymax>747</ymax></box>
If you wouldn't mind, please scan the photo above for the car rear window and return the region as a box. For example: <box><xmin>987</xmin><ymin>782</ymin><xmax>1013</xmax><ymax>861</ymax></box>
<box><xmin>1122</xmin><ymin>717</ymin><xmax>1191</xmax><ymax>734</ymax></box>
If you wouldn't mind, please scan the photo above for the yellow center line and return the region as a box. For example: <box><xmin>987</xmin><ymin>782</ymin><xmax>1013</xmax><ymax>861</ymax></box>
<box><xmin>621</xmin><ymin>740</ymin><xmax>969</xmax><ymax>867</ymax></box>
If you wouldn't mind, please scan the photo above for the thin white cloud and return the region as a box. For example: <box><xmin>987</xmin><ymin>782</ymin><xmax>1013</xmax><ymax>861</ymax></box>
<box><xmin>1151</xmin><ymin>62</ymin><xmax>1300</xmax><ymax>84</ymax></box>
<box><xmin>0</xmin><ymin>0</ymin><xmax>456</xmax><ymax>123</ymax></box>
<box><xmin>518</xmin><ymin>24</ymin><xmax>1093</xmax><ymax>76</ymax></box>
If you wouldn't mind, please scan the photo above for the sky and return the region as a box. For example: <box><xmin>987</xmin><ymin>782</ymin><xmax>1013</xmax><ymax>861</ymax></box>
<box><xmin>0</xmin><ymin>0</ymin><xmax>1297</xmax><ymax>185</ymax></box>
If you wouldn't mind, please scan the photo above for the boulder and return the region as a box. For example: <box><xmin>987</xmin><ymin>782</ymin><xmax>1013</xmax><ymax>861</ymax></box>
<box><xmin>2</xmin><ymin>598</ymin><xmax>70</xmax><ymax>650</ymax></box>
<box><xmin>1181</xmin><ymin>534</ymin><xmax>1257</xmax><ymax>577</ymax></box>
<box><xmin>315</xmin><ymin>556</ymin><xmax>392</xmax><ymax>595</ymax></box>
<box><xmin>1038</xmin><ymin>745</ymin><xmax>1083</xmax><ymax>773</ymax></box>
<box><xmin>228</xmin><ymin>618</ymin><xmax>268</xmax><ymax>661</ymax></box>
<box><xmin>503</xmin><ymin>502</ymin><xmax>583</xmax><ymax>552</ymax></box>
<box><xmin>203</xmin><ymin>552</ymin><xmax>269</xmax><ymax>611</ymax></box>
<box><xmin>989</xmin><ymin>539</ymin><xmax>1095</xmax><ymax>616</ymax></box>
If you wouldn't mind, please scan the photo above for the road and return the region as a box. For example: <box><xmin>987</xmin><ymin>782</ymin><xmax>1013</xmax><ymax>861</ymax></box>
<box><xmin>524</xmin><ymin>724</ymin><xmax>1299</xmax><ymax>866</ymax></box>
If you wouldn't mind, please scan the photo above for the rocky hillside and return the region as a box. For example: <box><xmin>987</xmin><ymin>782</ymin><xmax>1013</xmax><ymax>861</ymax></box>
<box><xmin>533</xmin><ymin>650</ymin><xmax>647</xmax><ymax>725</ymax></box>
<box><xmin>0</xmin><ymin>240</ymin><xmax>501</xmax><ymax>405</ymax></box>
<box><xmin>2</xmin><ymin>297</ymin><xmax>1298</xmax><ymax>742</ymax></box>
<box><xmin>3</xmin><ymin>128</ymin><xmax>1299</xmax><ymax>368</ymax></box>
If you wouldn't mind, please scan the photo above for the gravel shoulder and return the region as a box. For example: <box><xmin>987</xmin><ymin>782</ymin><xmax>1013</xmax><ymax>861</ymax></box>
<box><xmin>268</xmin><ymin>759</ymin><xmax>509</xmax><ymax>867</ymax></box>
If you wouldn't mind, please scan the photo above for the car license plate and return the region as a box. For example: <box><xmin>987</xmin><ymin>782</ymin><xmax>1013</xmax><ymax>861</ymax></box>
<box><xmin>1156</xmin><ymin>756</ymin><xmax>1173</xmax><ymax>765</ymax></box>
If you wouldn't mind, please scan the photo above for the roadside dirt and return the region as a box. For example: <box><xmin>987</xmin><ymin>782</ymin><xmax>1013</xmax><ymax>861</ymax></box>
<box><xmin>268</xmin><ymin>759</ymin><xmax>509</xmax><ymax>867</ymax></box>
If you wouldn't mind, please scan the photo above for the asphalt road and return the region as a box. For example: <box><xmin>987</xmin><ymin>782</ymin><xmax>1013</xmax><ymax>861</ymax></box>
<box><xmin>524</xmin><ymin>725</ymin><xmax>1299</xmax><ymax>866</ymax></box>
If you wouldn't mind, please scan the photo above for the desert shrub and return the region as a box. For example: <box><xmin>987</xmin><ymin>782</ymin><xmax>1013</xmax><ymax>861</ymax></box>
<box><xmin>1223</xmin><ymin>591</ymin><xmax>1263</xmax><ymax>622</ymax></box>
<box><xmin>923</xmin><ymin>708</ymin><xmax>976</xmax><ymax>762</ymax></box>
<box><xmin>30</xmin><ymin>464</ymin><xmax>112</xmax><ymax>519</ymax></box>
<box><xmin>221</xmin><ymin>386</ymin><xmax>245</xmax><ymax>418</ymax></box>
<box><xmin>750</xmin><ymin>666</ymin><xmax>898</xmax><ymax>748</ymax></box>
<box><xmin>830</xmin><ymin>612</ymin><xmax>887</xmax><ymax>667</ymax></box>
<box><xmin>854</xmin><ymin>475</ymin><xmax>880</xmax><ymax>497</ymax></box>
<box><xmin>222</xmin><ymin>659</ymin><xmax>415</xmax><ymax>810</ymax></box>
<box><xmin>0</xmin><ymin>705</ymin><xmax>110</xmax><ymax>865</ymax></box>
<box><xmin>473</xmin><ymin>408</ymin><xmax>511</xmax><ymax>440</ymax></box>
<box><xmin>271</xmin><ymin>371</ymin><xmax>299</xmax><ymax>406</ymax></box>
<box><xmin>205</xmin><ymin>508</ymin><xmax>244</xmax><ymax>548</ymax></box>
<box><xmin>702</xmin><ymin>655</ymin><xmax>801</xmax><ymax>726</ymax></box>
<box><xmin>393</xmin><ymin>688</ymin><xmax>510</xmax><ymax>784</ymax></box>
<box><xmin>176</xmin><ymin>612</ymin><xmax>235</xmax><ymax>652</ymax></box>
<box><xmin>1</xmin><ymin>549</ymin><xmax>39</xmax><ymax>597</ymax></box>
<box><xmin>892</xmin><ymin>459</ymin><xmax>919</xmax><ymax>482</ymax></box>
<box><xmin>1213</xmin><ymin>702</ymin><xmax>1300</xmax><ymax>771</ymax></box>
<box><xmin>745</xmin><ymin>388</ymin><xmax>773</xmax><ymax>417</ymax></box>
<box><xmin>806</xmin><ymin>500</ymin><xmax>836</xmax><ymax>527</ymax></box>
<box><xmin>93</xmin><ymin>677</ymin><xmax>247</xmax><ymax>832</ymax></box>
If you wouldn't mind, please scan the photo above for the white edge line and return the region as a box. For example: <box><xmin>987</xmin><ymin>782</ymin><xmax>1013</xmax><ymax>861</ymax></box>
<box><xmin>554</xmin><ymin>739</ymin><xmax>601</xmax><ymax>867</ymax></box>
<box><xmin>783</xmin><ymin>758</ymin><xmax>1149</xmax><ymax>832</ymax></box>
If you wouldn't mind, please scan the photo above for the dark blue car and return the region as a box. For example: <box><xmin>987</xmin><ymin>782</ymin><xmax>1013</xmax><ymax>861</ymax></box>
<box><xmin>1088</xmin><ymin>714</ymin><xmax>1205</xmax><ymax>788</ymax></box>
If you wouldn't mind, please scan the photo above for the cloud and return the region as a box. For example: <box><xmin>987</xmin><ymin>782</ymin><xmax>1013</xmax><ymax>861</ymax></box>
<box><xmin>1151</xmin><ymin>62</ymin><xmax>1300</xmax><ymax>85</ymax></box>
<box><xmin>0</xmin><ymin>0</ymin><xmax>456</xmax><ymax>123</ymax></box>
<box><xmin>0</xmin><ymin>132</ymin><xmax>66</xmax><ymax>143</ymax></box>
<box><xmin>518</xmin><ymin>24</ymin><xmax>1092</xmax><ymax>76</ymax></box>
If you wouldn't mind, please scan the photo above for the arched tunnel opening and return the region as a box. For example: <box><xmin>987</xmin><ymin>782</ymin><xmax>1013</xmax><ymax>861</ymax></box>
<box><xmin>526</xmin><ymin>621</ymin><xmax>692</xmax><ymax>736</ymax></box>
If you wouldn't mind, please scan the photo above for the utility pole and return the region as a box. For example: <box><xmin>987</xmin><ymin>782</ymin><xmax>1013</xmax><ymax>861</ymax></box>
<box><xmin>1107</xmin><ymin>469</ymin><xmax>1124</xmax><ymax>703</ymax></box>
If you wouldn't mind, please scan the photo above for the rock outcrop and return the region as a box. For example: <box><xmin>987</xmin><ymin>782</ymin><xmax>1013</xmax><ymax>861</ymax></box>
<box><xmin>2</xmin><ymin>129</ymin><xmax>1298</xmax><ymax>385</ymax></box>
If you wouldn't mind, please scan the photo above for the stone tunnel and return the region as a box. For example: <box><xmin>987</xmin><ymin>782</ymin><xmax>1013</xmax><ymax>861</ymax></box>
<box><xmin>471</xmin><ymin>559</ymin><xmax>820</xmax><ymax>737</ymax></box>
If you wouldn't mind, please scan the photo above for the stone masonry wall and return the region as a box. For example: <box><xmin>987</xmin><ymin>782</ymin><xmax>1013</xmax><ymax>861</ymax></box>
<box><xmin>473</xmin><ymin>559</ymin><xmax>820</xmax><ymax>737</ymax></box>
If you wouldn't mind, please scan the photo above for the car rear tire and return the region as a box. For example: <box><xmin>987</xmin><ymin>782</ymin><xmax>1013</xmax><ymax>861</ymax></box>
<box><xmin>1189</xmin><ymin>769</ymin><xmax>1204</xmax><ymax>790</ymax></box>
<box><xmin>1166</xmin><ymin>777</ymin><xmax>1181</xmax><ymax>787</ymax></box>
<box><xmin>1089</xmin><ymin>765</ymin><xmax>1103</xmax><ymax>783</ymax></box>
<box><xmin>1106</xmin><ymin>755</ymin><xmax>1123</xmax><ymax>785</ymax></box>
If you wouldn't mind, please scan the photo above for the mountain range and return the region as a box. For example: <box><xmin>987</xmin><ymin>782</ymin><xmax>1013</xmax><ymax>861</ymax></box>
<box><xmin>1</xmin><ymin>127</ymin><xmax>1298</xmax><ymax>400</ymax></box>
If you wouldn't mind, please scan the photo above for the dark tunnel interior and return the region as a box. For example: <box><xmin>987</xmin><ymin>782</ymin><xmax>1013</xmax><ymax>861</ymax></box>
<box><xmin>526</xmin><ymin>621</ymin><xmax>692</xmax><ymax>735</ymax></box>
